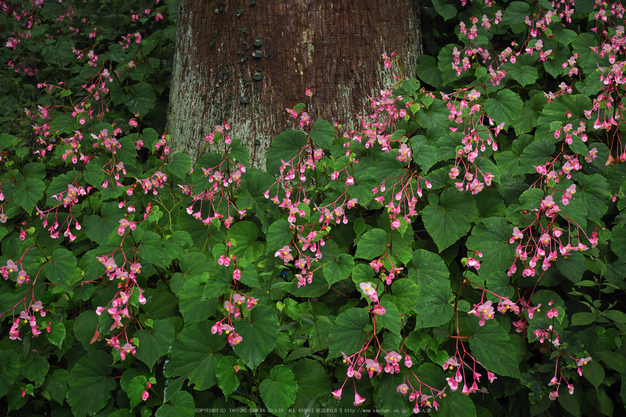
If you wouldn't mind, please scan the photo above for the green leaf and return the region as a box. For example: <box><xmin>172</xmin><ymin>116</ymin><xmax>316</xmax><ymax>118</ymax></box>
<box><xmin>137</xmin><ymin>231</ymin><xmax>166</xmax><ymax>267</ymax></box>
<box><xmin>423</xmin><ymin>189</ymin><xmax>478</xmax><ymax>251</ymax></box>
<box><xmin>416</xmin><ymin>98</ymin><xmax>449</xmax><ymax>129</ymax></box>
<box><xmin>289</xmin><ymin>359</ymin><xmax>329</xmax><ymax>413</ymax></box>
<box><xmin>13</xmin><ymin>176</ymin><xmax>45</xmax><ymax>214</ymax></box>
<box><xmin>466</xmin><ymin>217</ymin><xmax>516</xmax><ymax>278</ymax></box>
<box><xmin>266</xmin><ymin>220</ymin><xmax>293</xmax><ymax>253</ymax></box>
<box><xmin>575</xmin><ymin>173</ymin><xmax>611</xmax><ymax>223</ymax></box>
<box><xmin>167</xmin><ymin>152</ymin><xmax>191</xmax><ymax>179</ymax></box>
<box><xmin>47</xmin><ymin>320</ymin><xmax>67</xmax><ymax>348</ymax></box>
<box><xmin>23</xmin><ymin>354</ymin><xmax>50</xmax><ymax>385</ymax></box>
<box><xmin>519</xmin><ymin>139</ymin><xmax>556</xmax><ymax>173</ymax></box>
<box><xmin>409</xmin><ymin>249</ymin><xmax>449</xmax><ymax>286</ymax></box>
<box><xmin>233</xmin><ymin>306</ymin><xmax>279</xmax><ymax>370</ymax></box>
<box><xmin>216</xmin><ymin>356</ymin><xmax>242</xmax><ymax>399</ymax></box>
<box><xmin>414</xmin><ymin>278</ymin><xmax>454</xmax><ymax>329</ymax></box>
<box><xmin>508</xmin><ymin>65</ymin><xmax>539</xmax><ymax>86</ymax></box>
<box><xmin>433</xmin><ymin>389</ymin><xmax>477</xmax><ymax>417</ymax></box>
<box><xmin>483</xmin><ymin>89</ymin><xmax>523</xmax><ymax>127</ymax></box>
<box><xmin>355</xmin><ymin>228</ymin><xmax>387</xmax><ymax>259</ymax></box>
<box><xmin>73</xmin><ymin>310</ymin><xmax>99</xmax><ymax>350</ymax></box>
<box><xmin>0</xmin><ymin>350</ymin><xmax>20</xmax><ymax>397</ymax></box>
<box><xmin>259</xmin><ymin>365</ymin><xmax>298</xmax><ymax>417</ymax></box>
<box><xmin>584</xmin><ymin>360</ymin><xmax>605</xmax><ymax>389</ymax></box>
<box><xmin>266</xmin><ymin>130</ymin><xmax>308</xmax><ymax>175</ymax></box>
<box><xmin>67</xmin><ymin>351</ymin><xmax>117</xmax><ymax>417</ymax></box>
<box><xmin>155</xmin><ymin>391</ymin><xmax>195</xmax><ymax>417</ymax></box>
<box><xmin>410</xmin><ymin>136</ymin><xmax>438</xmax><ymax>173</ymax></box>
<box><xmin>43</xmin><ymin>248</ymin><xmax>77</xmax><ymax>290</ymax></box>
<box><xmin>125</xmin><ymin>82</ymin><xmax>156</xmax><ymax>119</ymax></box>
<box><xmin>42</xmin><ymin>369</ymin><xmax>69</xmax><ymax>405</ymax></box>
<box><xmin>505</xmin><ymin>2</ymin><xmax>531</xmax><ymax>25</ymax></box>
<box><xmin>558</xmin><ymin>388</ymin><xmax>581</xmax><ymax>417</ymax></box>
<box><xmin>432</xmin><ymin>0</ymin><xmax>457</xmax><ymax>20</ymax></box>
<box><xmin>163</xmin><ymin>321</ymin><xmax>225</xmax><ymax>390</ymax></box>
<box><xmin>134</xmin><ymin>320</ymin><xmax>175</xmax><ymax>371</ymax></box>
<box><xmin>417</xmin><ymin>55</ymin><xmax>443</xmax><ymax>88</ymax></box>
<box><xmin>329</xmin><ymin>308</ymin><xmax>370</xmax><ymax>358</ymax></box>
<box><xmin>0</xmin><ymin>133</ymin><xmax>16</xmax><ymax>152</ymax></box>
<box><xmin>467</xmin><ymin>318</ymin><xmax>521</xmax><ymax>378</ymax></box>
<box><xmin>177</xmin><ymin>275</ymin><xmax>219</xmax><ymax>324</ymax></box>
<box><xmin>227</xmin><ymin>221</ymin><xmax>259</xmax><ymax>256</ymax></box>
<box><xmin>376</xmin><ymin>299</ymin><xmax>402</xmax><ymax>334</ymax></box>
<box><xmin>128</xmin><ymin>375</ymin><xmax>148</xmax><ymax>410</ymax></box>
<box><xmin>556</xmin><ymin>252</ymin><xmax>586</xmax><ymax>283</ymax></box>
<box><xmin>391</xmin><ymin>279</ymin><xmax>420</xmax><ymax>314</ymax></box>
<box><xmin>310</xmin><ymin>119</ymin><xmax>335</xmax><ymax>149</ymax></box>
<box><xmin>323</xmin><ymin>253</ymin><xmax>354</xmax><ymax>286</ymax></box>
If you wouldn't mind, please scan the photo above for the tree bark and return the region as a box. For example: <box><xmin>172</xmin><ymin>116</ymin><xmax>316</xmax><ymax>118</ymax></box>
<box><xmin>167</xmin><ymin>0</ymin><xmax>422</xmax><ymax>170</ymax></box>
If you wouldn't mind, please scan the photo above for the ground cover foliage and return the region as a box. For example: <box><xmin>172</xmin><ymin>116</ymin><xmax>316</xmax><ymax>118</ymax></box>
<box><xmin>0</xmin><ymin>0</ymin><xmax>626</xmax><ymax>416</ymax></box>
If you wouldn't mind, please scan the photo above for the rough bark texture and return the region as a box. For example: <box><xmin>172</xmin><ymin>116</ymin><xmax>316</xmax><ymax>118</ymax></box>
<box><xmin>168</xmin><ymin>0</ymin><xmax>422</xmax><ymax>170</ymax></box>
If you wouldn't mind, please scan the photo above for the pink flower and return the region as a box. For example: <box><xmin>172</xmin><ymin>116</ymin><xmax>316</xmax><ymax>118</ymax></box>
<box><xmin>397</xmin><ymin>383</ymin><xmax>409</xmax><ymax>395</ymax></box>
<box><xmin>142</xmin><ymin>390</ymin><xmax>150</xmax><ymax>401</ymax></box>
<box><xmin>353</xmin><ymin>392</ymin><xmax>366</xmax><ymax>406</ymax></box>
<box><xmin>228</xmin><ymin>333</ymin><xmax>243</xmax><ymax>346</ymax></box>
<box><xmin>487</xmin><ymin>371</ymin><xmax>497</xmax><ymax>383</ymax></box>
<box><xmin>332</xmin><ymin>388</ymin><xmax>342</xmax><ymax>399</ymax></box>
<box><xmin>120</xmin><ymin>342</ymin><xmax>136</xmax><ymax>360</ymax></box>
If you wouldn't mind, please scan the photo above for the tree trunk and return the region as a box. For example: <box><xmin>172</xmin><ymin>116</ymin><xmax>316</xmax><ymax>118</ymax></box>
<box><xmin>167</xmin><ymin>0</ymin><xmax>422</xmax><ymax>170</ymax></box>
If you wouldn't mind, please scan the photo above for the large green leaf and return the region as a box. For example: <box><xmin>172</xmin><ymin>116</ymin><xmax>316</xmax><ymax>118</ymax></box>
<box><xmin>288</xmin><ymin>359</ymin><xmax>329</xmax><ymax>414</ymax></box>
<box><xmin>507</xmin><ymin>65</ymin><xmax>539</xmax><ymax>86</ymax></box>
<box><xmin>409</xmin><ymin>249</ymin><xmax>449</xmax><ymax>286</ymax></box>
<box><xmin>355</xmin><ymin>228</ymin><xmax>387</xmax><ymax>259</ymax></box>
<box><xmin>575</xmin><ymin>173</ymin><xmax>611</xmax><ymax>223</ymax></box>
<box><xmin>432</xmin><ymin>0</ymin><xmax>456</xmax><ymax>20</ymax></box>
<box><xmin>216</xmin><ymin>356</ymin><xmax>243</xmax><ymax>399</ymax></box>
<box><xmin>177</xmin><ymin>275</ymin><xmax>219</xmax><ymax>324</ymax></box>
<box><xmin>163</xmin><ymin>321</ymin><xmax>225</xmax><ymax>390</ymax></box>
<box><xmin>42</xmin><ymin>369</ymin><xmax>69</xmax><ymax>405</ymax></box>
<box><xmin>227</xmin><ymin>221</ymin><xmax>259</xmax><ymax>256</ymax></box>
<box><xmin>233</xmin><ymin>305</ymin><xmax>279</xmax><ymax>370</ymax></box>
<box><xmin>155</xmin><ymin>391</ymin><xmax>195</xmax><ymax>417</ymax></box>
<box><xmin>556</xmin><ymin>252</ymin><xmax>586</xmax><ymax>283</ymax></box>
<box><xmin>376</xmin><ymin>299</ymin><xmax>402</xmax><ymax>334</ymax></box>
<box><xmin>166</xmin><ymin>152</ymin><xmax>191</xmax><ymax>179</ymax></box>
<box><xmin>137</xmin><ymin>231</ymin><xmax>166</xmax><ymax>267</ymax></box>
<box><xmin>13</xmin><ymin>176</ymin><xmax>45</xmax><ymax>214</ymax></box>
<box><xmin>259</xmin><ymin>365</ymin><xmax>298</xmax><ymax>417</ymax></box>
<box><xmin>43</xmin><ymin>248</ymin><xmax>77</xmax><ymax>291</ymax></box>
<box><xmin>483</xmin><ymin>89</ymin><xmax>523</xmax><ymax>127</ymax></box>
<box><xmin>22</xmin><ymin>354</ymin><xmax>50</xmax><ymax>385</ymax></box>
<box><xmin>67</xmin><ymin>351</ymin><xmax>117</xmax><ymax>417</ymax></box>
<box><xmin>414</xmin><ymin>279</ymin><xmax>454</xmax><ymax>329</ymax></box>
<box><xmin>329</xmin><ymin>308</ymin><xmax>370</xmax><ymax>358</ymax></box>
<box><xmin>310</xmin><ymin>119</ymin><xmax>335</xmax><ymax>149</ymax></box>
<box><xmin>323</xmin><ymin>253</ymin><xmax>354</xmax><ymax>286</ymax></box>
<box><xmin>0</xmin><ymin>350</ymin><xmax>19</xmax><ymax>397</ymax></box>
<box><xmin>266</xmin><ymin>130</ymin><xmax>308</xmax><ymax>175</ymax></box>
<box><xmin>518</xmin><ymin>139</ymin><xmax>556</xmax><ymax>173</ymax></box>
<box><xmin>432</xmin><ymin>389</ymin><xmax>477</xmax><ymax>417</ymax></box>
<box><xmin>467</xmin><ymin>318</ymin><xmax>521</xmax><ymax>378</ymax></box>
<box><xmin>125</xmin><ymin>82</ymin><xmax>156</xmax><ymax>118</ymax></box>
<box><xmin>466</xmin><ymin>217</ymin><xmax>516</xmax><ymax>278</ymax></box>
<box><xmin>423</xmin><ymin>189</ymin><xmax>478</xmax><ymax>251</ymax></box>
<box><xmin>416</xmin><ymin>55</ymin><xmax>443</xmax><ymax>88</ymax></box>
<box><xmin>266</xmin><ymin>220</ymin><xmax>293</xmax><ymax>252</ymax></box>
<box><xmin>134</xmin><ymin>320</ymin><xmax>175</xmax><ymax>371</ymax></box>
<box><xmin>410</xmin><ymin>136</ymin><xmax>438</xmax><ymax>173</ymax></box>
